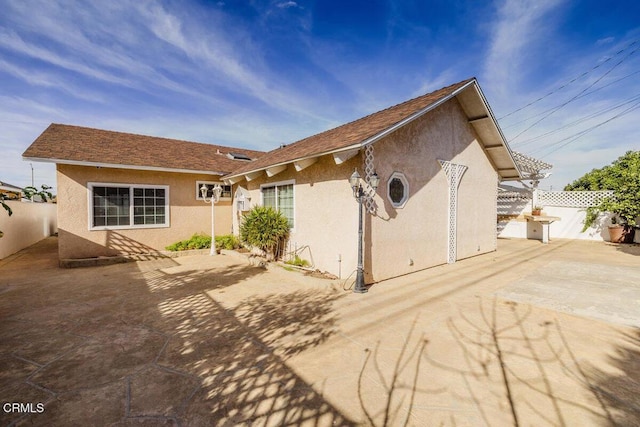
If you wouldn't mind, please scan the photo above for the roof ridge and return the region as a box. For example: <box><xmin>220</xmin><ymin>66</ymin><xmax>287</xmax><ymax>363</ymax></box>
<box><xmin>48</xmin><ymin>123</ymin><xmax>265</xmax><ymax>155</ymax></box>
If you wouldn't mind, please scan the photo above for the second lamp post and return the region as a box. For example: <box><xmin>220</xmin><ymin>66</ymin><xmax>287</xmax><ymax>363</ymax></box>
<box><xmin>200</xmin><ymin>183</ymin><xmax>223</xmax><ymax>256</ymax></box>
<box><xmin>349</xmin><ymin>169</ymin><xmax>379</xmax><ymax>293</ymax></box>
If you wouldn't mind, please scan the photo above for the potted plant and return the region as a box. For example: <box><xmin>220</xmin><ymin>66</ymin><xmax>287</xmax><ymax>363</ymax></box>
<box><xmin>606</xmin><ymin>216</ymin><xmax>635</xmax><ymax>244</ymax></box>
<box><xmin>532</xmin><ymin>205</ymin><xmax>543</xmax><ymax>216</ymax></box>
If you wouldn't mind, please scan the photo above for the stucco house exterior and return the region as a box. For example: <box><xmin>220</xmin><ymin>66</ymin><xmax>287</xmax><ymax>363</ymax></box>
<box><xmin>22</xmin><ymin>124</ymin><xmax>263</xmax><ymax>260</ymax></box>
<box><xmin>24</xmin><ymin>78</ymin><xmax>520</xmax><ymax>283</ymax></box>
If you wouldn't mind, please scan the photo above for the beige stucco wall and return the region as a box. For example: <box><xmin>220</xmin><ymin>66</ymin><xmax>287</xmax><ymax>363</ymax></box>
<box><xmin>234</xmin><ymin>155</ymin><xmax>360</xmax><ymax>279</ymax></box>
<box><xmin>57</xmin><ymin>165</ymin><xmax>232</xmax><ymax>259</ymax></box>
<box><xmin>234</xmin><ymin>98</ymin><xmax>499</xmax><ymax>284</ymax></box>
<box><xmin>368</xmin><ymin>98</ymin><xmax>498</xmax><ymax>282</ymax></box>
<box><xmin>0</xmin><ymin>200</ymin><xmax>57</xmax><ymax>259</ymax></box>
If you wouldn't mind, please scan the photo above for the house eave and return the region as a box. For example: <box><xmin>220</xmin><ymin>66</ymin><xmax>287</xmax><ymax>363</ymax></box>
<box><xmin>23</xmin><ymin>157</ymin><xmax>227</xmax><ymax>176</ymax></box>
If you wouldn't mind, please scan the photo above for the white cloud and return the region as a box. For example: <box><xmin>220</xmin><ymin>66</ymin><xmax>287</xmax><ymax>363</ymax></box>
<box><xmin>276</xmin><ymin>1</ymin><xmax>299</xmax><ymax>9</ymax></box>
<box><xmin>483</xmin><ymin>0</ymin><xmax>565</xmax><ymax>100</ymax></box>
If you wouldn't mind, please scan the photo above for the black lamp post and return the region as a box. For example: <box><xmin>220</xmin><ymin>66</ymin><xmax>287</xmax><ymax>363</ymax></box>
<box><xmin>349</xmin><ymin>169</ymin><xmax>380</xmax><ymax>293</ymax></box>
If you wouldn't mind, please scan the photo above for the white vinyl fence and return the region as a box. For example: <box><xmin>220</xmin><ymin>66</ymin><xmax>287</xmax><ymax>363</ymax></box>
<box><xmin>497</xmin><ymin>189</ymin><xmax>623</xmax><ymax>242</ymax></box>
<box><xmin>0</xmin><ymin>200</ymin><xmax>57</xmax><ymax>259</ymax></box>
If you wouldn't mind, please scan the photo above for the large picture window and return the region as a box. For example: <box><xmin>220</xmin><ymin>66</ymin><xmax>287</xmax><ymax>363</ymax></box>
<box><xmin>89</xmin><ymin>183</ymin><xmax>169</xmax><ymax>230</ymax></box>
<box><xmin>261</xmin><ymin>181</ymin><xmax>294</xmax><ymax>228</ymax></box>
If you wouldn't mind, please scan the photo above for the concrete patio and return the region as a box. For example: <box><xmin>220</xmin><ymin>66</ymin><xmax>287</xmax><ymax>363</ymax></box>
<box><xmin>1</xmin><ymin>237</ymin><xmax>639</xmax><ymax>426</ymax></box>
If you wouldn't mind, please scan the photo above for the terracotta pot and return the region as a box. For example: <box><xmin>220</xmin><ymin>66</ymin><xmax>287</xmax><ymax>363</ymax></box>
<box><xmin>532</xmin><ymin>209</ymin><xmax>542</xmax><ymax>216</ymax></box>
<box><xmin>608</xmin><ymin>225</ymin><xmax>635</xmax><ymax>243</ymax></box>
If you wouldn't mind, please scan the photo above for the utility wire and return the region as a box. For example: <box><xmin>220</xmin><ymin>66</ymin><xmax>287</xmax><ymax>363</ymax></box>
<box><xmin>514</xmin><ymin>92</ymin><xmax>640</xmax><ymax>147</ymax></box>
<box><xmin>498</xmin><ymin>38</ymin><xmax>639</xmax><ymax>120</ymax></box>
<box><xmin>502</xmin><ymin>68</ymin><xmax>640</xmax><ymax>130</ymax></box>
<box><xmin>508</xmin><ymin>43</ymin><xmax>640</xmax><ymax>143</ymax></box>
<box><xmin>532</xmin><ymin>100</ymin><xmax>640</xmax><ymax>158</ymax></box>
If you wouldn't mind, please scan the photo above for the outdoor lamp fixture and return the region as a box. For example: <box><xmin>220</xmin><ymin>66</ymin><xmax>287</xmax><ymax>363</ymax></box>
<box><xmin>200</xmin><ymin>183</ymin><xmax>223</xmax><ymax>256</ymax></box>
<box><xmin>349</xmin><ymin>169</ymin><xmax>379</xmax><ymax>293</ymax></box>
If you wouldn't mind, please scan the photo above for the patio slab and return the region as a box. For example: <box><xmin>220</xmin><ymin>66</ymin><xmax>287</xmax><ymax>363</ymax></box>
<box><xmin>1</xmin><ymin>236</ymin><xmax>639</xmax><ymax>426</ymax></box>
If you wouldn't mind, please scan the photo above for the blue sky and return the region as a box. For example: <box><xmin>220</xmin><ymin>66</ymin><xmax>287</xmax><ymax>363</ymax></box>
<box><xmin>2</xmin><ymin>0</ymin><xmax>639</xmax><ymax>192</ymax></box>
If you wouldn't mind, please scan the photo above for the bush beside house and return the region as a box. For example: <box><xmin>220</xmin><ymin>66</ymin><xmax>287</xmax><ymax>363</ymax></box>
<box><xmin>565</xmin><ymin>151</ymin><xmax>640</xmax><ymax>238</ymax></box>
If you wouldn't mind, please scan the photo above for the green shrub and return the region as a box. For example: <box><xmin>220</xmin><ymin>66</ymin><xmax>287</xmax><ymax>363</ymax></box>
<box><xmin>285</xmin><ymin>255</ymin><xmax>310</xmax><ymax>267</ymax></box>
<box><xmin>565</xmin><ymin>151</ymin><xmax>640</xmax><ymax>230</ymax></box>
<box><xmin>215</xmin><ymin>234</ymin><xmax>241</xmax><ymax>250</ymax></box>
<box><xmin>239</xmin><ymin>206</ymin><xmax>290</xmax><ymax>259</ymax></box>
<box><xmin>166</xmin><ymin>233</ymin><xmax>211</xmax><ymax>251</ymax></box>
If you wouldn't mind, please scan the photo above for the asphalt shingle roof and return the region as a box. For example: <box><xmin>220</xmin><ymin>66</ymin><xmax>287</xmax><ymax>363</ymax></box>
<box><xmin>23</xmin><ymin>124</ymin><xmax>264</xmax><ymax>174</ymax></box>
<box><xmin>225</xmin><ymin>78</ymin><xmax>476</xmax><ymax>178</ymax></box>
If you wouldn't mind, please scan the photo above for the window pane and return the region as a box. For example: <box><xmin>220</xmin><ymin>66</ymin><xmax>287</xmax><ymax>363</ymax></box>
<box><xmin>263</xmin><ymin>186</ymin><xmax>276</xmax><ymax>209</ymax></box>
<box><xmin>389</xmin><ymin>178</ymin><xmax>405</xmax><ymax>204</ymax></box>
<box><xmin>133</xmin><ymin>188</ymin><xmax>143</xmax><ymax>197</ymax></box>
<box><xmin>277</xmin><ymin>184</ymin><xmax>294</xmax><ymax>228</ymax></box>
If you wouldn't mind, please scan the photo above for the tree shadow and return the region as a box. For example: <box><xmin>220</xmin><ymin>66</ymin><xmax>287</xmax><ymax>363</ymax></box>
<box><xmin>587</xmin><ymin>330</ymin><xmax>640</xmax><ymax>426</ymax></box>
<box><xmin>420</xmin><ymin>297</ymin><xmax>634</xmax><ymax>426</ymax></box>
<box><xmin>356</xmin><ymin>317</ymin><xmax>437</xmax><ymax>427</ymax></box>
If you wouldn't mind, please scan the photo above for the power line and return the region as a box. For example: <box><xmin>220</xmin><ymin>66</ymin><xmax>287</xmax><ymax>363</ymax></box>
<box><xmin>502</xmin><ymin>68</ymin><xmax>640</xmax><ymax>131</ymax></box>
<box><xmin>532</xmin><ymin>100</ymin><xmax>640</xmax><ymax>158</ymax></box>
<box><xmin>513</xmin><ymin>92</ymin><xmax>640</xmax><ymax>147</ymax></box>
<box><xmin>498</xmin><ymin>38</ymin><xmax>639</xmax><ymax>120</ymax></box>
<box><xmin>508</xmin><ymin>42</ymin><xmax>640</xmax><ymax>143</ymax></box>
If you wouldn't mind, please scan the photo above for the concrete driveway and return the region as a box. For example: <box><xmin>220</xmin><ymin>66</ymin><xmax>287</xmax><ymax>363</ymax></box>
<box><xmin>1</xmin><ymin>237</ymin><xmax>639</xmax><ymax>426</ymax></box>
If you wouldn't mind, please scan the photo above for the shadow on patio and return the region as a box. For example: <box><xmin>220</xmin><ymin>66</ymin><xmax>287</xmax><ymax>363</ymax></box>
<box><xmin>0</xmin><ymin>237</ymin><xmax>354</xmax><ymax>426</ymax></box>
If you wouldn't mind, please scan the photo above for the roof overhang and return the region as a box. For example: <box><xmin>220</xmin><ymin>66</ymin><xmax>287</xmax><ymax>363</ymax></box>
<box><xmin>454</xmin><ymin>83</ymin><xmax>522</xmax><ymax>181</ymax></box>
<box><xmin>23</xmin><ymin>157</ymin><xmax>227</xmax><ymax>176</ymax></box>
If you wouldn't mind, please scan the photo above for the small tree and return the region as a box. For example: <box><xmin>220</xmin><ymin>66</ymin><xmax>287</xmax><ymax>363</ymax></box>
<box><xmin>239</xmin><ymin>206</ymin><xmax>290</xmax><ymax>259</ymax></box>
<box><xmin>23</xmin><ymin>184</ymin><xmax>53</xmax><ymax>202</ymax></box>
<box><xmin>565</xmin><ymin>151</ymin><xmax>640</xmax><ymax>230</ymax></box>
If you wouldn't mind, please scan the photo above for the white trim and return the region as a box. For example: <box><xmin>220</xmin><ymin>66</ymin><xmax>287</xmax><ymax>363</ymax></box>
<box><xmin>245</xmin><ymin>171</ymin><xmax>263</xmax><ymax>181</ymax></box>
<box><xmin>387</xmin><ymin>172</ymin><xmax>409</xmax><ymax>208</ymax></box>
<box><xmin>333</xmin><ymin>148</ymin><xmax>360</xmax><ymax>165</ymax></box>
<box><xmin>260</xmin><ymin>179</ymin><xmax>296</xmax><ymax>230</ymax></box>
<box><xmin>87</xmin><ymin>182</ymin><xmax>170</xmax><ymax>231</ymax></box>
<box><xmin>266</xmin><ymin>164</ymin><xmax>287</xmax><ymax>177</ymax></box>
<box><xmin>195</xmin><ymin>181</ymin><xmax>232</xmax><ymax>201</ymax></box>
<box><xmin>25</xmin><ymin>157</ymin><xmax>226</xmax><ymax>176</ymax></box>
<box><xmin>294</xmin><ymin>157</ymin><xmax>318</xmax><ymax>171</ymax></box>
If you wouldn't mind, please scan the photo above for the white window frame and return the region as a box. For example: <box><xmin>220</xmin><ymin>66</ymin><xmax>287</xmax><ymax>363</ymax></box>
<box><xmin>387</xmin><ymin>172</ymin><xmax>409</xmax><ymax>208</ymax></box>
<box><xmin>195</xmin><ymin>181</ymin><xmax>232</xmax><ymax>201</ymax></box>
<box><xmin>88</xmin><ymin>182</ymin><xmax>170</xmax><ymax>230</ymax></box>
<box><xmin>260</xmin><ymin>179</ymin><xmax>295</xmax><ymax>230</ymax></box>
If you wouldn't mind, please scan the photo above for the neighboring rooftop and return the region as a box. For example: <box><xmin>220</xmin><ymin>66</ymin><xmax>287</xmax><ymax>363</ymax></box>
<box><xmin>23</xmin><ymin>124</ymin><xmax>265</xmax><ymax>175</ymax></box>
